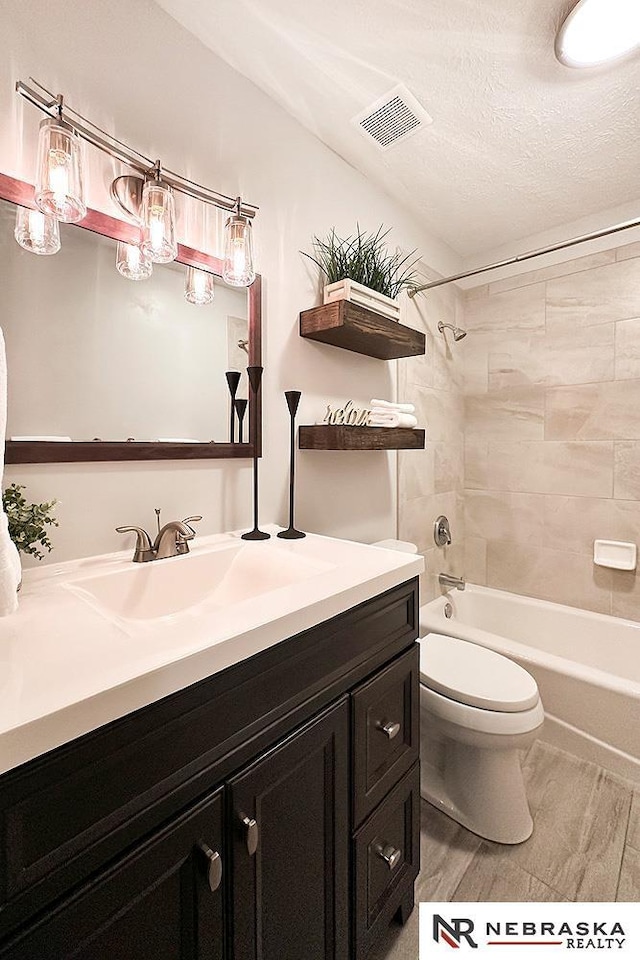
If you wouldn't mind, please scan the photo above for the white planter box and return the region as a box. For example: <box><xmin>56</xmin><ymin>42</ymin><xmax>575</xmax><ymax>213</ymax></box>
<box><xmin>323</xmin><ymin>279</ymin><xmax>400</xmax><ymax>321</ymax></box>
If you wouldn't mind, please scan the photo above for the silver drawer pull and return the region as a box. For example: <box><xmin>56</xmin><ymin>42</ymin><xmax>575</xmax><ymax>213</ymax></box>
<box><xmin>198</xmin><ymin>842</ymin><xmax>222</xmax><ymax>892</ymax></box>
<box><xmin>378</xmin><ymin>720</ymin><xmax>401</xmax><ymax>740</ymax></box>
<box><xmin>375</xmin><ymin>841</ymin><xmax>402</xmax><ymax>871</ymax></box>
<box><xmin>241</xmin><ymin>815</ymin><xmax>259</xmax><ymax>856</ymax></box>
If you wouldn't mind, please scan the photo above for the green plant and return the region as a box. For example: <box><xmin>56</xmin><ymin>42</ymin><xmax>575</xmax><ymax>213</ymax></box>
<box><xmin>301</xmin><ymin>225</ymin><xmax>419</xmax><ymax>298</ymax></box>
<box><xmin>2</xmin><ymin>483</ymin><xmax>59</xmax><ymax>560</ymax></box>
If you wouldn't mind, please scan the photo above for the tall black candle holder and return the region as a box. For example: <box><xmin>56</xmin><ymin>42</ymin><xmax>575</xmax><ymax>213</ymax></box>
<box><xmin>278</xmin><ymin>390</ymin><xmax>305</xmax><ymax>540</ymax></box>
<box><xmin>234</xmin><ymin>398</ymin><xmax>248</xmax><ymax>444</ymax></box>
<box><xmin>242</xmin><ymin>366</ymin><xmax>270</xmax><ymax>541</ymax></box>
<box><xmin>225</xmin><ymin>371</ymin><xmax>241</xmax><ymax>443</ymax></box>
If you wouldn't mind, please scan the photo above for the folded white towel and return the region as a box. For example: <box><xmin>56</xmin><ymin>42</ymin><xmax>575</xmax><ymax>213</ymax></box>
<box><xmin>368</xmin><ymin>411</ymin><xmax>418</xmax><ymax>428</ymax></box>
<box><xmin>370</xmin><ymin>398</ymin><xmax>416</xmax><ymax>414</ymax></box>
<box><xmin>11</xmin><ymin>435</ymin><xmax>72</xmax><ymax>442</ymax></box>
<box><xmin>0</xmin><ymin>328</ymin><xmax>21</xmax><ymax>616</ymax></box>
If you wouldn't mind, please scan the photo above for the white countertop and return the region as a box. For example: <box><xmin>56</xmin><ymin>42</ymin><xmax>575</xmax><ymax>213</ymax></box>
<box><xmin>0</xmin><ymin>528</ymin><xmax>423</xmax><ymax>776</ymax></box>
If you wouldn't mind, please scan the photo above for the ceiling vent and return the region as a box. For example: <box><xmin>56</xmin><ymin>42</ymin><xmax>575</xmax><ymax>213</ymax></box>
<box><xmin>353</xmin><ymin>85</ymin><xmax>432</xmax><ymax>151</ymax></box>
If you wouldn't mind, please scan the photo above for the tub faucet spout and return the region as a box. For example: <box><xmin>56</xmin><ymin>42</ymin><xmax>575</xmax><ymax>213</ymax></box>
<box><xmin>439</xmin><ymin>572</ymin><xmax>466</xmax><ymax>591</ymax></box>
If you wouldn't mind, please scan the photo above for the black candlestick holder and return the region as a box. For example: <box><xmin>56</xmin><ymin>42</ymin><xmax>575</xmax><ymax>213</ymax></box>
<box><xmin>278</xmin><ymin>390</ymin><xmax>305</xmax><ymax>540</ymax></box>
<box><xmin>242</xmin><ymin>366</ymin><xmax>270</xmax><ymax>541</ymax></box>
<box><xmin>225</xmin><ymin>371</ymin><xmax>241</xmax><ymax>443</ymax></box>
<box><xmin>234</xmin><ymin>398</ymin><xmax>248</xmax><ymax>444</ymax></box>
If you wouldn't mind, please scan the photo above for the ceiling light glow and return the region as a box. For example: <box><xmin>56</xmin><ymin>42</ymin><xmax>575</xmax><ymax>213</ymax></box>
<box><xmin>556</xmin><ymin>0</ymin><xmax>640</xmax><ymax>68</ymax></box>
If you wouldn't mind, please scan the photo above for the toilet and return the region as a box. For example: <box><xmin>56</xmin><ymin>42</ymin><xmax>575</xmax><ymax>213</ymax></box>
<box><xmin>418</xmin><ymin>632</ymin><xmax>544</xmax><ymax>844</ymax></box>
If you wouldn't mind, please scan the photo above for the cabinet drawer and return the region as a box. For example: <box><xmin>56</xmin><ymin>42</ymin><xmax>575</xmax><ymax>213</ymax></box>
<box><xmin>352</xmin><ymin>645</ymin><xmax>419</xmax><ymax>826</ymax></box>
<box><xmin>0</xmin><ymin>789</ymin><xmax>224</xmax><ymax>960</ymax></box>
<box><xmin>353</xmin><ymin>763</ymin><xmax>420</xmax><ymax>958</ymax></box>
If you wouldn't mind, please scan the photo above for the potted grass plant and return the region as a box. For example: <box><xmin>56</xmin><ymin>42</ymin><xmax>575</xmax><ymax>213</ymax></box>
<box><xmin>302</xmin><ymin>225</ymin><xmax>419</xmax><ymax>320</ymax></box>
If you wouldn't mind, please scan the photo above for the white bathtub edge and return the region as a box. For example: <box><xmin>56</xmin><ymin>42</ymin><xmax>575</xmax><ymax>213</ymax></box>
<box><xmin>540</xmin><ymin>714</ymin><xmax>640</xmax><ymax>787</ymax></box>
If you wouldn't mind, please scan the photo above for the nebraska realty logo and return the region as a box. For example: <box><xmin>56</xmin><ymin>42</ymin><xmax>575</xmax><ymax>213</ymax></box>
<box><xmin>421</xmin><ymin>905</ymin><xmax>639</xmax><ymax>957</ymax></box>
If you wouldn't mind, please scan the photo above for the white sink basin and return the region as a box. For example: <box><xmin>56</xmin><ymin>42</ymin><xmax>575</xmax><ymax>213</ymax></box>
<box><xmin>64</xmin><ymin>541</ymin><xmax>336</xmax><ymax>621</ymax></box>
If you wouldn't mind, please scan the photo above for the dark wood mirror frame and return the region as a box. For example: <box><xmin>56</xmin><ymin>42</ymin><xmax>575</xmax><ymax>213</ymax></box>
<box><xmin>0</xmin><ymin>173</ymin><xmax>262</xmax><ymax>464</ymax></box>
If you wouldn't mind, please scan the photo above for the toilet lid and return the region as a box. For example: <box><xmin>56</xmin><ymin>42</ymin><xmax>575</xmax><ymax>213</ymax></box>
<box><xmin>419</xmin><ymin>634</ymin><xmax>539</xmax><ymax>713</ymax></box>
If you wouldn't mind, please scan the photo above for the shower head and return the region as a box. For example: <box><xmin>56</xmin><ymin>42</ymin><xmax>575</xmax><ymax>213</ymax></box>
<box><xmin>437</xmin><ymin>320</ymin><xmax>467</xmax><ymax>341</ymax></box>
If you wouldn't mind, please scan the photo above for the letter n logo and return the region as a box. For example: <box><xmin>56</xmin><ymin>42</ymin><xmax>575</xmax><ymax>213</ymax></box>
<box><xmin>433</xmin><ymin>915</ymin><xmax>478</xmax><ymax>948</ymax></box>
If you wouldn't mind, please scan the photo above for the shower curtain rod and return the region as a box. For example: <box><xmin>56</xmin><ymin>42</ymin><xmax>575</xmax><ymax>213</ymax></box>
<box><xmin>408</xmin><ymin>214</ymin><xmax>640</xmax><ymax>296</ymax></box>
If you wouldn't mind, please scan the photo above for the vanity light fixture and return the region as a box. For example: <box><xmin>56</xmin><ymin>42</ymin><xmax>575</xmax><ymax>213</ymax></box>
<box><xmin>556</xmin><ymin>0</ymin><xmax>640</xmax><ymax>68</ymax></box>
<box><xmin>115</xmin><ymin>240</ymin><xmax>152</xmax><ymax>281</ymax></box>
<box><xmin>223</xmin><ymin>198</ymin><xmax>256</xmax><ymax>287</ymax></box>
<box><xmin>35</xmin><ymin>97</ymin><xmax>86</xmax><ymax>223</ymax></box>
<box><xmin>14</xmin><ymin>206</ymin><xmax>61</xmax><ymax>256</ymax></box>
<box><xmin>16</xmin><ymin>78</ymin><xmax>259</xmax><ymax>286</ymax></box>
<box><xmin>141</xmin><ymin>164</ymin><xmax>178</xmax><ymax>264</ymax></box>
<box><xmin>185</xmin><ymin>265</ymin><xmax>215</xmax><ymax>305</ymax></box>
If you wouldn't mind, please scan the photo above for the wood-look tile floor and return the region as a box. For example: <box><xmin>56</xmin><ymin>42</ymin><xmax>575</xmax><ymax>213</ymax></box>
<box><xmin>370</xmin><ymin>741</ymin><xmax>640</xmax><ymax>960</ymax></box>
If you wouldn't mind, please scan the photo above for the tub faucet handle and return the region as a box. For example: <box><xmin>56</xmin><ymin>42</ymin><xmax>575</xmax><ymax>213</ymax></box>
<box><xmin>434</xmin><ymin>515</ymin><xmax>452</xmax><ymax>547</ymax></box>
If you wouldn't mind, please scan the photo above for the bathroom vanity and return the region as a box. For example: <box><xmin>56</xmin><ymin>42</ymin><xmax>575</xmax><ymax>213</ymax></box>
<box><xmin>0</xmin><ymin>533</ymin><xmax>421</xmax><ymax>959</ymax></box>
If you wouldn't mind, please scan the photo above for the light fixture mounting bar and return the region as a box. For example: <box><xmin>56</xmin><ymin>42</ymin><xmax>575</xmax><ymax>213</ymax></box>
<box><xmin>15</xmin><ymin>78</ymin><xmax>258</xmax><ymax>219</ymax></box>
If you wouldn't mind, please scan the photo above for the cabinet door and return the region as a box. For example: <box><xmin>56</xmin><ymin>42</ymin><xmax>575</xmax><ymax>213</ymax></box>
<box><xmin>0</xmin><ymin>789</ymin><xmax>224</xmax><ymax>960</ymax></box>
<box><xmin>229</xmin><ymin>699</ymin><xmax>349</xmax><ymax>960</ymax></box>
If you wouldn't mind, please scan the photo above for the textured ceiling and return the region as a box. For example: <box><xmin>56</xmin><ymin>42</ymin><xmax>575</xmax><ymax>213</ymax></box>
<box><xmin>154</xmin><ymin>0</ymin><xmax>640</xmax><ymax>256</ymax></box>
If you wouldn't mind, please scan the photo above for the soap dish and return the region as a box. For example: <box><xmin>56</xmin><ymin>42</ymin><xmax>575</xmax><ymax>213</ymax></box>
<box><xmin>593</xmin><ymin>539</ymin><xmax>637</xmax><ymax>571</ymax></box>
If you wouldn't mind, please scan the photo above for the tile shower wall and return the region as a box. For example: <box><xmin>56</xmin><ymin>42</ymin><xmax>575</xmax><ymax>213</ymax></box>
<box><xmin>463</xmin><ymin>243</ymin><xmax>640</xmax><ymax>618</ymax></box>
<box><xmin>398</xmin><ymin>276</ymin><xmax>466</xmax><ymax>601</ymax></box>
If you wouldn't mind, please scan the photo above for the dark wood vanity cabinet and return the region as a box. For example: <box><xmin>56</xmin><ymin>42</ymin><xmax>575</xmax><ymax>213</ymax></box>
<box><xmin>0</xmin><ymin>578</ymin><xmax>419</xmax><ymax>959</ymax></box>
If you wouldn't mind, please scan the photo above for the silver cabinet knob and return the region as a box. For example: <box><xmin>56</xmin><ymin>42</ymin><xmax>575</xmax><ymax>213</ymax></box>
<box><xmin>198</xmin><ymin>842</ymin><xmax>222</xmax><ymax>892</ymax></box>
<box><xmin>378</xmin><ymin>720</ymin><xmax>401</xmax><ymax>740</ymax></box>
<box><xmin>240</xmin><ymin>815</ymin><xmax>259</xmax><ymax>856</ymax></box>
<box><xmin>374</xmin><ymin>841</ymin><xmax>402</xmax><ymax>870</ymax></box>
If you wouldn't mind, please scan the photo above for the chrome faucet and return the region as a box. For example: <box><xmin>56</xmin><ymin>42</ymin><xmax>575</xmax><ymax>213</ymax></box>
<box><xmin>438</xmin><ymin>572</ymin><xmax>466</xmax><ymax>591</ymax></box>
<box><xmin>116</xmin><ymin>514</ymin><xmax>202</xmax><ymax>562</ymax></box>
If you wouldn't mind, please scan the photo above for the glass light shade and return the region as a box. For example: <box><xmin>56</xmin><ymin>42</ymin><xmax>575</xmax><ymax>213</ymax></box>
<box><xmin>116</xmin><ymin>240</ymin><xmax>153</xmax><ymax>280</ymax></box>
<box><xmin>556</xmin><ymin>0</ymin><xmax>640</xmax><ymax>67</ymax></box>
<box><xmin>223</xmin><ymin>214</ymin><xmax>255</xmax><ymax>286</ymax></box>
<box><xmin>185</xmin><ymin>265</ymin><xmax>215</xmax><ymax>304</ymax></box>
<box><xmin>140</xmin><ymin>180</ymin><xmax>177</xmax><ymax>263</ymax></box>
<box><xmin>14</xmin><ymin>206</ymin><xmax>61</xmax><ymax>256</ymax></box>
<box><xmin>35</xmin><ymin>118</ymin><xmax>86</xmax><ymax>223</ymax></box>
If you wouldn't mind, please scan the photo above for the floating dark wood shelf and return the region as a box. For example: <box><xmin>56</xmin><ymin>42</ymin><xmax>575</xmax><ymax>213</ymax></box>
<box><xmin>299</xmin><ymin>301</ymin><xmax>425</xmax><ymax>360</ymax></box>
<box><xmin>299</xmin><ymin>425</ymin><xmax>425</xmax><ymax>451</ymax></box>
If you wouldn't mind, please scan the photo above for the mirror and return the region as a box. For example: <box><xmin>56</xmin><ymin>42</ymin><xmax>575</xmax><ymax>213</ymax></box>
<box><xmin>0</xmin><ymin>174</ymin><xmax>262</xmax><ymax>463</ymax></box>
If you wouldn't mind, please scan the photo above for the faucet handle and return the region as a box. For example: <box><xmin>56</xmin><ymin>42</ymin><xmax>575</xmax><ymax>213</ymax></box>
<box><xmin>181</xmin><ymin>515</ymin><xmax>202</xmax><ymax>536</ymax></box>
<box><xmin>115</xmin><ymin>525</ymin><xmax>155</xmax><ymax>563</ymax></box>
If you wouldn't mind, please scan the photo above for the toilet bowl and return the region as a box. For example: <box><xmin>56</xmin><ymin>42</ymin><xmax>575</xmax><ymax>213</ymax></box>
<box><xmin>419</xmin><ymin>632</ymin><xmax>544</xmax><ymax>844</ymax></box>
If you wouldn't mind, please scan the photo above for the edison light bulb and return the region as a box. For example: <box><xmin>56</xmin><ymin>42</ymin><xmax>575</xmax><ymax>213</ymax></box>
<box><xmin>116</xmin><ymin>240</ymin><xmax>152</xmax><ymax>280</ymax></box>
<box><xmin>185</xmin><ymin>265</ymin><xmax>214</xmax><ymax>304</ymax></box>
<box><xmin>35</xmin><ymin>118</ymin><xmax>86</xmax><ymax>223</ymax></box>
<box><xmin>14</xmin><ymin>206</ymin><xmax>61</xmax><ymax>256</ymax></box>
<box><xmin>141</xmin><ymin>180</ymin><xmax>177</xmax><ymax>263</ymax></box>
<box><xmin>223</xmin><ymin>213</ymin><xmax>255</xmax><ymax>286</ymax></box>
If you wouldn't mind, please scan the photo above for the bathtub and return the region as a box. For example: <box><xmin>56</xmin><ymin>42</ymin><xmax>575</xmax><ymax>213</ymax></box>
<box><xmin>420</xmin><ymin>585</ymin><xmax>640</xmax><ymax>784</ymax></box>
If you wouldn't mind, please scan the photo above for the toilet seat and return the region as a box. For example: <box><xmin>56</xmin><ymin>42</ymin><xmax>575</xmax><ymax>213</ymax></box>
<box><xmin>420</xmin><ymin>683</ymin><xmax>544</xmax><ymax>736</ymax></box>
<box><xmin>419</xmin><ymin>633</ymin><xmax>539</xmax><ymax>713</ymax></box>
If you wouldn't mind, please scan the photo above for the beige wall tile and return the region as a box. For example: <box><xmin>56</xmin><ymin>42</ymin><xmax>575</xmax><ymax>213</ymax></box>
<box><xmin>615</xmin><ymin>442</ymin><xmax>640</xmax><ymax>500</ymax></box>
<box><xmin>465</xmin><ymin>490</ymin><xmax>544</xmax><ymax>545</ymax></box>
<box><xmin>434</xmin><ymin>441</ymin><xmax>464</xmax><ymax>493</ymax></box>
<box><xmin>547</xmin><ymin>258</ymin><xmax>640</xmax><ymax>329</ymax></box>
<box><xmin>617</xmin><ymin>241</ymin><xmax>640</xmax><ymax>262</ymax></box>
<box><xmin>610</xmin><ymin>569</ymin><xmax>640</xmax><ymax>622</ymax></box>
<box><xmin>464</xmin><ymin>536</ymin><xmax>487</xmax><ymax>585</ymax></box>
<box><xmin>489</xmin><ymin>324</ymin><xmax>614</xmax><ymax>389</ymax></box>
<box><xmin>488</xmin><ymin>250</ymin><xmax>616</xmax><ymax>296</ymax></box>
<box><xmin>488</xmin><ymin>441</ymin><xmax>614</xmax><ymax>498</ymax></box>
<box><xmin>399</xmin><ymin>446</ymin><xmax>435</xmax><ymax>501</ymax></box>
<box><xmin>464</xmin><ymin>438</ymin><xmax>489</xmax><ymax>489</ymax></box>
<box><xmin>464</xmin><ymin>282</ymin><xmax>545</xmax><ymax>334</ymax></box>
<box><xmin>546</xmin><ymin>380</ymin><xmax>640</xmax><ymax>441</ymax></box>
<box><xmin>399</xmin><ymin>491</ymin><xmax>463</xmax><ymax>554</ymax></box>
<box><xmin>615</xmin><ymin>318</ymin><xmax>640</xmax><ymax>380</ymax></box>
<box><xmin>544</xmin><ymin>496</ymin><xmax>640</xmax><ymax>557</ymax></box>
<box><xmin>412</xmin><ymin>386</ymin><xmax>464</xmax><ymax>443</ymax></box>
<box><xmin>486</xmin><ymin>541</ymin><xmax>612</xmax><ymax>614</ymax></box>
<box><xmin>465</xmin><ymin>386</ymin><xmax>545</xmax><ymax>440</ymax></box>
